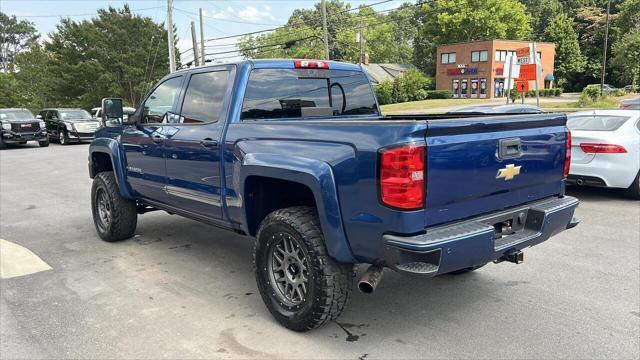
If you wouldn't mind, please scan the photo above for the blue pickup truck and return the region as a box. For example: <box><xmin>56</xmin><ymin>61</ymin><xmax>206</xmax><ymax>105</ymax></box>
<box><xmin>89</xmin><ymin>59</ymin><xmax>579</xmax><ymax>331</ymax></box>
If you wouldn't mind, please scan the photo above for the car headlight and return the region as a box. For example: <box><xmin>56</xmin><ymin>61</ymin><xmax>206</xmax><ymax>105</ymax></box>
<box><xmin>39</xmin><ymin>121</ymin><xmax>46</xmax><ymax>128</ymax></box>
<box><xmin>1</xmin><ymin>122</ymin><xmax>10</xmax><ymax>130</ymax></box>
<box><xmin>65</xmin><ymin>123</ymin><xmax>74</xmax><ymax>131</ymax></box>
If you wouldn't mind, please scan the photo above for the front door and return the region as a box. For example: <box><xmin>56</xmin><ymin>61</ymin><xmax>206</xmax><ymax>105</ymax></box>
<box><xmin>163</xmin><ymin>67</ymin><xmax>232</xmax><ymax>219</ymax></box>
<box><xmin>121</xmin><ymin>75</ymin><xmax>184</xmax><ymax>201</ymax></box>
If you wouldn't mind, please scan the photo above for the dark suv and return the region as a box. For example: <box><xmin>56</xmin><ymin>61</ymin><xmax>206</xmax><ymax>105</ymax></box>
<box><xmin>0</xmin><ymin>108</ymin><xmax>49</xmax><ymax>149</ymax></box>
<box><xmin>39</xmin><ymin>108</ymin><xmax>100</xmax><ymax>145</ymax></box>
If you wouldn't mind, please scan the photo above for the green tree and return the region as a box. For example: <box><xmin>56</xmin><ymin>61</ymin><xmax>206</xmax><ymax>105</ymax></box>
<box><xmin>0</xmin><ymin>12</ymin><xmax>39</xmax><ymax>72</ymax></box>
<box><xmin>611</xmin><ymin>29</ymin><xmax>640</xmax><ymax>86</ymax></box>
<box><xmin>522</xmin><ymin>0</ymin><xmax>564</xmax><ymax>38</ymax></box>
<box><xmin>415</xmin><ymin>0</ymin><xmax>532</xmax><ymax>74</ymax></box>
<box><xmin>542</xmin><ymin>14</ymin><xmax>586</xmax><ymax>88</ymax></box>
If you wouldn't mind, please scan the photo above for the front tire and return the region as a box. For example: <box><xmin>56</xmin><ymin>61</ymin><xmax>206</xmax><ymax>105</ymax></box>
<box><xmin>0</xmin><ymin>137</ymin><xmax>6</xmax><ymax>150</ymax></box>
<box><xmin>91</xmin><ymin>171</ymin><xmax>137</xmax><ymax>241</ymax></box>
<box><xmin>624</xmin><ymin>172</ymin><xmax>640</xmax><ymax>200</ymax></box>
<box><xmin>59</xmin><ymin>131</ymin><xmax>68</xmax><ymax>145</ymax></box>
<box><xmin>254</xmin><ymin>206</ymin><xmax>353</xmax><ymax>331</ymax></box>
<box><xmin>38</xmin><ymin>139</ymin><xmax>49</xmax><ymax>147</ymax></box>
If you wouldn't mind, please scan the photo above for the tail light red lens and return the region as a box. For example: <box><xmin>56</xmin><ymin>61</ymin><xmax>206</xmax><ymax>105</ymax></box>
<box><xmin>379</xmin><ymin>144</ymin><xmax>425</xmax><ymax>210</ymax></box>
<box><xmin>619</xmin><ymin>103</ymin><xmax>630</xmax><ymax>109</ymax></box>
<box><xmin>563</xmin><ymin>131</ymin><xmax>571</xmax><ymax>178</ymax></box>
<box><xmin>579</xmin><ymin>143</ymin><xmax>627</xmax><ymax>153</ymax></box>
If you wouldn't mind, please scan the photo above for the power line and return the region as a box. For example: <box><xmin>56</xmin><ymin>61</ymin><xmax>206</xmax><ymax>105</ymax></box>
<box><xmin>13</xmin><ymin>6</ymin><xmax>162</xmax><ymax>18</ymax></box>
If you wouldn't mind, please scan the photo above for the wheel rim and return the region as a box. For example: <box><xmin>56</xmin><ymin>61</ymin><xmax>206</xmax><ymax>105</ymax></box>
<box><xmin>95</xmin><ymin>188</ymin><xmax>111</xmax><ymax>231</ymax></box>
<box><xmin>268</xmin><ymin>232</ymin><xmax>310</xmax><ymax>306</ymax></box>
<box><xmin>60</xmin><ymin>133</ymin><xmax>65</xmax><ymax>144</ymax></box>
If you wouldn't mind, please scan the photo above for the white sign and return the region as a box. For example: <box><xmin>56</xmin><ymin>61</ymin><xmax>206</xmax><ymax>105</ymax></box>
<box><xmin>504</xmin><ymin>55</ymin><xmax>521</xmax><ymax>78</ymax></box>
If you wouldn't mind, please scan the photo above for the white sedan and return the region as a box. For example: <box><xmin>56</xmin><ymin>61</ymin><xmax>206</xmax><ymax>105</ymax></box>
<box><xmin>566</xmin><ymin>110</ymin><xmax>640</xmax><ymax>199</ymax></box>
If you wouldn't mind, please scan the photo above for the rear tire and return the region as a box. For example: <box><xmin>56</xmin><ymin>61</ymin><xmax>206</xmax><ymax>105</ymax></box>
<box><xmin>624</xmin><ymin>172</ymin><xmax>640</xmax><ymax>200</ymax></box>
<box><xmin>448</xmin><ymin>263</ymin><xmax>487</xmax><ymax>275</ymax></box>
<box><xmin>254</xmin><ymin>206</ymin><xmax>353</xmax><ymax>331</ymax></box>
<box><xmin>91</xmin><ymin>171</ymin><xmax>137</xmax><ymax>242</ymax></box>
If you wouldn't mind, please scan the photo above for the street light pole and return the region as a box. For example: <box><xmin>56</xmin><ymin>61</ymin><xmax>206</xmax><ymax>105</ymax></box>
<box><xmin>600</xmin><ymin>0</ymin><xmax>611</xmax><ymax>96</ymax></box>
<box><xmin>199</xmin><ymin>8</ymin><xmax>205</xmax><ymax>64</ymax></box>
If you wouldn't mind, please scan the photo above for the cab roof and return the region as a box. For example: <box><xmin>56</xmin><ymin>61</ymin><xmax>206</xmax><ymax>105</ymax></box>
<box><xmin>175</xmin><ymin>59</ymin><xmax>363</xmax><ymax>74</ymax></box>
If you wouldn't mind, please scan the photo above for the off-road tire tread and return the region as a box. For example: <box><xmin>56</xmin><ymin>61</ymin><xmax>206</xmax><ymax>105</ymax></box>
<box><xmin>91</xmin><ymin>171</ymin><xmax>137</xmax><ymax>241</ymax></box>
<box><xmin>254</xmin><ymin>206</ymin><xmax>353</xmax><ymax>331</ymax></box>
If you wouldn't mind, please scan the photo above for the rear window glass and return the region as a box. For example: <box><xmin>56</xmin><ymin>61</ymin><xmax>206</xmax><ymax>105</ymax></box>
<box><xmin>241</xmin><ymin>68</ymin><xmax>378</xmax><ymax>120</ymax></box>
<box><xmin>567</xmin><ymin>115</ymin><xmax>630</xmax><ymax>131</ymax></box>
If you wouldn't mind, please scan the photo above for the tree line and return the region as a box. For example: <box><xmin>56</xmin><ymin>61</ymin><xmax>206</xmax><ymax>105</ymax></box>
<box><xmin>1</xmin><ymin>0</ymin><xmax>638</xmax><ymax>111</ymax></box>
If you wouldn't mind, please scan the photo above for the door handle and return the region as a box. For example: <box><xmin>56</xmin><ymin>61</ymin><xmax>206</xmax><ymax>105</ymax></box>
<box><xmin>152</xmin><ymin>134</ymin><xmax>164</xmax><ymax>143</ymax></box>
<box><xmin>200</xmin><ymin>138</ymin><xmax>218</xmax><ymax>148</ymax></box>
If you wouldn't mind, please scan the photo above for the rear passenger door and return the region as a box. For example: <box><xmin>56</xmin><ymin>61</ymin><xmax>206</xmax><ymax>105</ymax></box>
<box><xmin>162</xmin><ymin>66</ymin><xmax>234</xmax><ymax>220</ymax></box>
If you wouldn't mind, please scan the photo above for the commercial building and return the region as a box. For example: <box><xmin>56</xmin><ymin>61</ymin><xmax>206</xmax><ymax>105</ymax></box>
<box><xmin>435</xmin><ymin>40</ymin><xmax>556</xmax><ymax>99</ymax></box>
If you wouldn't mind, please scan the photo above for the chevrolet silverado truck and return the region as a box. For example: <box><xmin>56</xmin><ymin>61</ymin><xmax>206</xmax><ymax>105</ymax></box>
<box><xmin>89</xmin><ymin>59</ymin><xmax>579</xmax><ymax>331</ymax></box>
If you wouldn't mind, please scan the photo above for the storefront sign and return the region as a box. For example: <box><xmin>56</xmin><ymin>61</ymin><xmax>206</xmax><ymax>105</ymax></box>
<box><xmin>447</xmin><ymin>68</ymin><xmax>478</xmax><ymax>76</ymax></box>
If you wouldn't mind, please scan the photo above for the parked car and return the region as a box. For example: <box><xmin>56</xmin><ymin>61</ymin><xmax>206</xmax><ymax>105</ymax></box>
<box><xmin>566</xmin><ymin>110</ymin><xmax>640</xmax><ymax>199</ymax></box>
<box><xmin>623</xmin><ymin>85</ymin><xmax>638</xmax><ymax>93</ymax></box>
<box><xmin>38</xmin><ymin>108</ymin><xmax>100</xmax><ymax>145</ymax></box>
<box><xmin>619</xmin><ymin>96</ymin><xmax>640</xmax><ymax>110</ymax></box>
<box><xmin>92</xmin><ymin>106</ymin><xmax>136</xmax><ymax>120</ymax></box>
<box><xmin>0</xmin><ymin>108</ymin><xmax>49</xmax><ymax>149</ymax></box>
<box><xmin>585</xmin><ymin>84</ymin><xmax>616</xmax><ymax>94</ymax></box>
<box><xmin>447</xmin><ymin>104</ymin><xmax>544</xmax><ymax>114</ymax></box>
<box><xmin>88</xmin><ymin>59</ymin><xmax>579</xmax><ymax>331</ymax></box>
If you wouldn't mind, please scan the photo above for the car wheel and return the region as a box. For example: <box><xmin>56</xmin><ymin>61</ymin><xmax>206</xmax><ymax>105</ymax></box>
<box><xmin>254</xmin><ymin>206</ymin><xmax>353</xmax><ymax>331</ymax></box>
<box><xmin>59</xmin><ymin>131</ymin><xmax>68</xmax><ymax>145</ymax></box>
<box><xmin>38</xmin><ymin>139</ymin><xmax>49</xmax><ymax>147</ymax></box>
<box><xmin>0</xmin><ymin>137</ymin><xmax>6</xmax><ymax>150</ymax></box>
<box><xmin>448</xmin><ymin>263</ymin><xmax>487</xmax><ymax>275</ymax></box>
<box><xmin>91</xmin><ymin>171</ymin><xmax>138</xmax><ymax>242</ymax></box>
<box><xmin>624</xmin><ymin>172</ymin><xmax>640</xmax><ymax>200</ymax></box>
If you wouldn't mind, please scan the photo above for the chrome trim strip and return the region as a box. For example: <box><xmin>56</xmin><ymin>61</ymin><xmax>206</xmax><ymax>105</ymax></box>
<box><xmin>165</xmin><ymin>185</ymin><xmax>222</xmax><ymax>206</ymax></box>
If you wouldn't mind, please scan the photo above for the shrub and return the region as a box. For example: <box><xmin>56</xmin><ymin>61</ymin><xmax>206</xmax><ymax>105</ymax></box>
<box><xmin>374</xmin><ymin>80</ymin><xmax>393</xmax><ymax>105</ymax></box>
<box><xmin>425</xmin><ymin>90</ymin><xmax>452</xmax><ymax>99</ymax></box>
<box><xmin>391</xmin><ymin>76</ymin><xmax>407</xmax><ymax>103</ymax></box>
<box><xmin>415</xmin><ymin>89</ymin><xmax>428</xmax><ymax>101</ymax></box>
<box><xmin>613</xmin><ymin>88</ymin><xmax>626</xmax><ymax>97</ymax></box>
<box><xmin>555</xmin><ymin>88</ymin><xmax>562</xmax><ymax>96</ymax></box>
<box><xmin>401</xmin><ymin>69</ymin><xmax>433</xmax><ymax>101</ymax></box>
<box><xmin>582</xmin><ymin>85</ymin><xmax>601</xmax><ymax>101</ymax></box>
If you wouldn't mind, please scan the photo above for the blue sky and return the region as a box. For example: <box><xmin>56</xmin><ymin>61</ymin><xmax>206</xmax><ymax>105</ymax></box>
<box><xmin>1</xmin><ymin>0</ymin><xmax>403</xmax><ymax>63</ymax></box>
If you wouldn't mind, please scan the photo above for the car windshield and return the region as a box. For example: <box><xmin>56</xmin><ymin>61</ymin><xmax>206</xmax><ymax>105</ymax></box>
<box><xmin>0</xmin><ymin>109</ymin><xmax>35</xmax><ymax>121</ymax></box>
<box><xmin>241</xmin><ymin>68</ymin><xmax>378</xmax><ymax>120</ymax></box>
<box><xmin>59</xmin><ymin>110</ymin><xmax>92</xmax><ymax>120</ymax></box>
<box><xmin>567</xmin><ymin>115</ymin><xmax>631</xmax><ymax>131</ymax></box>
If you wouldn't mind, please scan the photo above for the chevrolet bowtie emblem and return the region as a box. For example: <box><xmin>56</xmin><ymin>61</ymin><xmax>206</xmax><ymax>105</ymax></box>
<box><xmin>496</xmin><ymin>164</ymin><xmax>522</xmax><ymax>181</ymax></box>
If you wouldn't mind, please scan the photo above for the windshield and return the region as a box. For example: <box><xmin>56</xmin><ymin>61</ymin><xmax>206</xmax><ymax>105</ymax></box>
<box><xmin>0</xmin><ymin>109</ymin><xmax>35</xmax><ymax>121</ymax></box>
<box><xmin>241</xmin><ymin>68</ymin><xmax>378</xmax><ymax>120</ymax></box>
<box><xmin>59</xmin><ymin>110</ymin><xmax>92</xmax><ymax>120</ymax></box>
<box><xmin>567</xmin><ymin>115</ymin><xmax>631</xmax><ymax>131</ymax></box>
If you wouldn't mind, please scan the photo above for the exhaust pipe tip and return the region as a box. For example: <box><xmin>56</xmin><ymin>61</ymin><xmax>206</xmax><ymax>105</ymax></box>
<box><xmin>576</xmin><ymin>178</ymin><xmax>584</xmax><ymax>186</ymax></box>
<box><xmin>357</xmin><ymin>265</ymin><xmax>384</xmax><ymax>294</ymax></box>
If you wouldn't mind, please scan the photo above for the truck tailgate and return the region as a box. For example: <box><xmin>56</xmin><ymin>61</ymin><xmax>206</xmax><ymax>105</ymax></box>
<box><xmin>424</xmin><ymin>114</ymin><xmax>568</xmax><ymax>227</ymax></box>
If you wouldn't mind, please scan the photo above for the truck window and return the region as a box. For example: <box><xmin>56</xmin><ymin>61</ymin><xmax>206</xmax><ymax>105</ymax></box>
<box><xmin>143</xmin><ymin>76</ymin><xmax>183</xmax><ymax>124</ymax></box>
<box><xmin>179</xmin><ymin>70</ymin><xmax>229</xmax><ymax>124</ymax></box>
<box><xmin>240</xmin><ymin>68</ymin><xmax>378</xmax><ymax>120</ymax></box>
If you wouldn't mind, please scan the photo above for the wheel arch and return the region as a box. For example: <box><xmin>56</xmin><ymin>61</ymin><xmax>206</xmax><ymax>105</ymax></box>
<box><xmin>238</xmin><ymin>153</ymin><xmax>355</xmax><ymax>263</ymax></box>
<box><xmin>89</xmin><ymin>138</ymin><xmax>135</xmax><ymax>199</ymax></box>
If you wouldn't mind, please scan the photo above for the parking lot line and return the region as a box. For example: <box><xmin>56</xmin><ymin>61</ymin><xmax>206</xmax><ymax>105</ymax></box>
<box><xmin>0</xmin><ymin>239</ymin><xmax>52</xmax><ymax>279</ymax></box>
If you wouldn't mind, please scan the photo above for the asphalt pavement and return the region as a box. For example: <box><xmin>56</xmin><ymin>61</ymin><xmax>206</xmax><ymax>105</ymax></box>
<box><xmin>1</xmin><ymin>142</ymin><xmax>638</xmax><ymax>359</ymax></box>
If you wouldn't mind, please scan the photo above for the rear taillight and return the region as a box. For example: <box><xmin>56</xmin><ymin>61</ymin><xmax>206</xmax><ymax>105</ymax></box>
<box><xmin>563</xmin><ymin>131</ymin><xmax>571</xmax><ymax>178</ymax></box>
<box><xmin>379</xmin><ymin>144</ymin><xmax>425</xmax><ymax>210</ymax></box>
<box><xmin>619</xmin><ymin>103</ymin><xmax>630</xmax><ymax>109</ymax></box>
<box><xmin>579</xmin><ymin>143</ymin><xmax>627</xmax><ymax>153</ymax></box>
<box><xmin>294</xmin><ymin>59</ymin><xmax>329</xmax><ymax>69</ymax></box>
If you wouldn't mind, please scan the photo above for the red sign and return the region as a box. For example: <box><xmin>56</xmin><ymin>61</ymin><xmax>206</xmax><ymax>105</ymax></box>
<box><xmin>516</xmin><ymin>64</ymin><xmax>536</xmax><ymax>81</ymax></box>
<box><xmin>516</xmin><ymin>81</ymin><xmax>529</xmax><ymax>92</ymax></box>
<box><xmin>515</xmin><ymin>47</ymin><xmax>530</xmax><ymax>58</ymax></box>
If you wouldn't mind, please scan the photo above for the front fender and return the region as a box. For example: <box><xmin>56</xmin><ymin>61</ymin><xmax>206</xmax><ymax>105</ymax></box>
<box><xmin>89</xmin><ymin>137</ymin><xmax>134</xmax><ymax>199</ymax></box>
<box><xmin>238</xmin><ymin>153</ymin><xmax>355</xmax><ymax>263</ymax></box>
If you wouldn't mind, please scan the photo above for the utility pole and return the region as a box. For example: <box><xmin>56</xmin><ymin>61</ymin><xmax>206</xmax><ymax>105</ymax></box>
<box><xmin>532</xmin><ymin>41</ymin><xmax>540</xmax><ymax>107</ymax></box>
<box><xmin>600</xmin><ymin>0</ymin><xmax>611</xmax><ymax>97</ymax></box>
<box><xmin>190</xmin><ymin>21</ymin><xmax>199</xmax><ymax>66</ymax></box>
<box><xmin>166</xmin><ymin>0</ymin><xmax>176</xmax><ymax>72</ymax></box>
<box><xmin>199</xmin><ymin>8</ymin><xmax>205</xmax><ymax>64</ymax></box>
<box><xmin>358</xmin><ymin>17</ymin><xmax>364</xmax><ymax>64</ymax></box>
<box><xmin>321</xmin><ymin>0</ymin><xmax>330</xmax><ymax>60</ymax></box>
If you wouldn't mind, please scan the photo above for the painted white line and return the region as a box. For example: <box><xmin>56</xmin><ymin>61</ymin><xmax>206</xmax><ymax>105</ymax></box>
<box><xmin>0</xmin><ymin>239</ymin><xmax>52</xmax><ymax>279</ymax></box>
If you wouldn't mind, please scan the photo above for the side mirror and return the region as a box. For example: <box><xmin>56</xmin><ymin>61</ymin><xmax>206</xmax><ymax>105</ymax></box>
<box><xmin>101</xmin><ymin>98</ymin><xmax>125</xmax><ymax>126</ymax></box>
<box><xmin>36</xmin><ymin>114</ymin><xmax>42</xmax><ymax>119</ymax></box>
